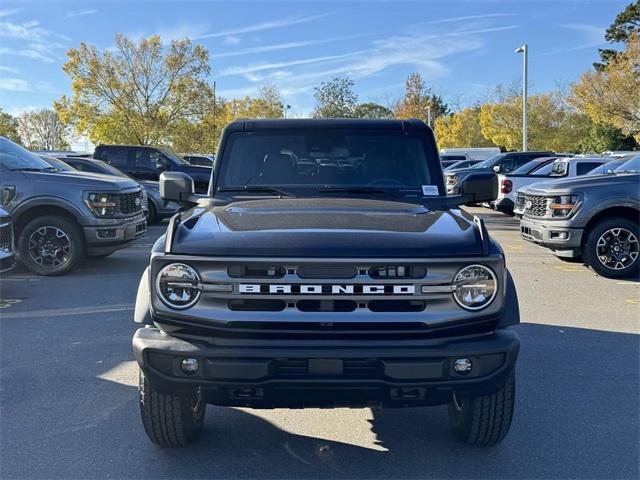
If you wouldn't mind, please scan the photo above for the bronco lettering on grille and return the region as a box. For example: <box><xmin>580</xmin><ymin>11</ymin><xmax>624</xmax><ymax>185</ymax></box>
<box><xmin>239</xmin><ymin>284</ymin><xmax>416</xmax><ymax>295</ymax></box>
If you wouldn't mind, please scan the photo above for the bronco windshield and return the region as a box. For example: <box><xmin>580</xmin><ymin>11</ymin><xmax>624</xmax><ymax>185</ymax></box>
<box><xmin>218</xmin><ymin>130</ymin><xmax>438</xmax><ymax>194</ymax></box>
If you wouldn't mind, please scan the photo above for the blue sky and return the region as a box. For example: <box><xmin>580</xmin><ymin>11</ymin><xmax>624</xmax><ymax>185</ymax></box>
<box><xmin>0</xmin><ymin>0</ymin><xmax>629</xmax><ymax>117</ymax></box>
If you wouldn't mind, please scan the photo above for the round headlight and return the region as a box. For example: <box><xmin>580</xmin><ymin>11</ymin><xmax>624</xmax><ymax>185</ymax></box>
<box><xmin>156</xmin><ymin>263</ymin><xmax>201</xmax><ymax>309</ymax></box>
<box><xmin>452</xmin><ymin>265</ymin><xmax>497</xmax><ymax>311</ymax></box>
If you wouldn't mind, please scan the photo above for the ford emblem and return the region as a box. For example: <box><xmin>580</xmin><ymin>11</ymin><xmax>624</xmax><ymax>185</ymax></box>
<box><xmin>135</xmin><ymin>197</ymin><xmax>141</xmax><ymax>206</ymax></box>
<box><xmin>525</xmin><ymin>200</ymin><xmax>532</xmax><ymax>209</ymax></box>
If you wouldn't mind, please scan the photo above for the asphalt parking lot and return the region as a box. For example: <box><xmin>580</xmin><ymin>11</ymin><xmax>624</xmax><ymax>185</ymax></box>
<box><xmin>1</xmin><ymin>207</ymin><xmax>638</xmax><ymax>480</ymax></box>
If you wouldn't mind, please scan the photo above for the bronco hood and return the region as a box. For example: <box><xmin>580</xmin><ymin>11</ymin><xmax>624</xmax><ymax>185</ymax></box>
<box><xmin>171</xmin><ymin>198</ymin><xmax>484</xmax><ymax>257</ymax></box>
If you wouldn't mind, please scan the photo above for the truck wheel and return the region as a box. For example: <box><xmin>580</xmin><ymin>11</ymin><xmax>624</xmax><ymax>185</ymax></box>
<box><xmin>139</xmin><ymin>370</ymin><xmax>206</xmax><ymax>447</ymax></box>
<box><xmin>583</xmin><ymin>217</ymin><xmax>639</xmax><ymax>279</ymax></box>
<box><xmin>448</xmin><ymin>372</ymin><xmax>515</xmax><ymax>446</ymax></box>
<box><xmin>18</xmin><ymin>215</ymin><xmax>84</xmax><ymax>276</ymax></box>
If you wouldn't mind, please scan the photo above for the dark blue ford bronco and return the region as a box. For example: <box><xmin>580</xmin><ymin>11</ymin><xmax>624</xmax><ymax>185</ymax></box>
<box><xmin>133</xmin><ymin>119</ymin><xmax>520</xmax><ymax>447</ymax></box>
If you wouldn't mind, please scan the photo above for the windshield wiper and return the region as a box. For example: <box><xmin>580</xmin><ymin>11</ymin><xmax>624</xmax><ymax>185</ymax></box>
<box><xmin>318</xmin><ymin>187</ymin><xmax>401</xmax><ymax>198</ymax></box>
<box><xmin>10</xmin><ymin>167</ymin><xmax>50</xmax><ymax>172</ymax></box>
<box><xmin>218</xmin><ymin>186</ymin><xmax>294</xmax><ymax>197</ymax></box>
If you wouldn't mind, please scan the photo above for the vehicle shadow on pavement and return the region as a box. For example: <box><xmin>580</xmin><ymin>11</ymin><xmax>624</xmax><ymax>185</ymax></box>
<box><xmin>1</xmin><ymin>323</ymin><xmax>637</xmax><ymax>479</ymax></box>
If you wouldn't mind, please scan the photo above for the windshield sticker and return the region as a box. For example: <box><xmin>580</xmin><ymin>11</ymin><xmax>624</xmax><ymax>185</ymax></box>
<box><xmin>422</xmin><ymin>185</ymin><xmax>439</xmax><ymax>196</ymax></box>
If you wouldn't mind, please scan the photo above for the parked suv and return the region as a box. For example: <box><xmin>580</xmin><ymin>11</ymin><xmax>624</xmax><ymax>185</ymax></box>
<box><xmin>519</xmin><ymin>156</ymin><xmax>640</xmax><ymax>278</ymax></box>
<box><xmin>0</xmin><ymin>207</ymin><xmax>16</xmax><ymax>274</ymax></box>
<box><xmin>133</xmin><ymin>119</ymin><xmax>520</xmax><ymax>447</ymax></box>
<box><xmin>94</xmin><ymin>145</ymin><xmax>212</xmax><ymax>193</ymax></box>
<box><xmin>0</xmin><ymin>137</ymin><xmax>146</xmax><ymax>275</ymax></box>
<box><xmin>445</xmin><ymin>151</ymin><xmax>553</xmax><ymax>195</ymax></box>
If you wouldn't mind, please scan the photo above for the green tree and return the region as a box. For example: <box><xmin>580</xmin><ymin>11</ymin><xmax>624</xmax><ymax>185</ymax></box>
<box><xmin>312</xmin><ymin>77</ymin><xmax>358</xmax><ymax>118</ymax></box>
<box><xmin>595</xmin><ymin>1</ymin><xmax>640</xmax><ymax>70</ymax></box>
<box><xmin>434</xmin><ymin>106</ymin><xmax>495</xmax><ymax>148</ymax></box>
<box><xmin>0</xmin><ymin>109</ymin><xmax>21</xmax><ymax>143</ymax></box>
<box><xmin>56</xmin><ymin>34</ymin><xmax>214</xmax><ymax>145</ymax></box>
<box><xmin>572</xmin><ymin>35</ymin><xmax>640</xmax><ymax>141</ymax></box>
<box><xmin>17</xmin><ymin>109</ymin><xmax>69</xmax><ymax>150</ymax></box>
<box><xmin>577</xmin><ymin>122</ymin><xmax>638</xmax><ymax>153</ymax></box>
<box><xmin>353</xmin><ymin>102</ymin><xmax>394</xmax><ymax>119</ymax></box>
<box><xmin>394</xmin><ymin>72</ymin><xmax>449</xmax><ymax>123</ymax></box>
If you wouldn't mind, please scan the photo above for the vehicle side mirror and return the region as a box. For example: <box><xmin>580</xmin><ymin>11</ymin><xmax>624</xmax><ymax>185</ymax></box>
<box><xmin>459</xmin><ymin>171</ymin><xmax>498</xmax><ymax>204</ymax></box>
<box><xmin>160</xmin><ymin>172</ymin><xmax>195</xmax><ymax>203</ymax></box>
<box><xmin>156</xmin><ymin>157</ymin><xmax>170</xmax><ymax>171</ymax></box>
<box><xmin>492</xmin><ymin>165</ymin><xmax>501</xmax><ymax>173</ymax></box>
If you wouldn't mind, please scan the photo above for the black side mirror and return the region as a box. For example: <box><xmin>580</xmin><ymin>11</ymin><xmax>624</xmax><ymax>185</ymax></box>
<box><xmin>160</xmin><ymin>172</ymin><xmax>195</xmax><ymax>203</ymax></box>
<box><xmin>459</xmin><ymin>171</ymin><xmax>498</xmax><ymax>204</ymax></box>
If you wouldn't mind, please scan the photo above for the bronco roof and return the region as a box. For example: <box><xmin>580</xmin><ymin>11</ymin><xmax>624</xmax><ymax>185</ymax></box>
<box><xmin>224</xmin><ymin>118</ymin><xmax>430</xmax><ymax>132</ymax></box>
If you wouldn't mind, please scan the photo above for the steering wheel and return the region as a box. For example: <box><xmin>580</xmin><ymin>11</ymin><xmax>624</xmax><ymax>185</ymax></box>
<box><xmin>367</xmin><ymin>178</ymin><xmax>405</xmax><ymax>187</ymax></box>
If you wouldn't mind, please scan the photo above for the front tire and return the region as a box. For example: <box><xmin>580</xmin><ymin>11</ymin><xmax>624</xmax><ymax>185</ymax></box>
<box><xmin>448</xmin><ymin>372</ymin><xmax>515</xmax><ymax>446</ymax></box>
<box><xmin>139</xmin><ymin>370</ymin><xmax>206</xmax><ymax>447</ymax></box>
<box><xmin>145</xmin><ymin>202</ymin><xmax>157</xmax><ymax>224</ymax></box>
<box><xmin>18</xmin><ymin>215</ymin><xmax>84</xmax><ymax>276</ymax></box>
<box><xmin>583</xmin><ymin>217</ymin><xmax>639</xmax><ymax>279</ymax></box>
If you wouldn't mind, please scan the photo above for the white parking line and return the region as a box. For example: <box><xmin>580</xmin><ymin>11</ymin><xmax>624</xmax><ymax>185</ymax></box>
<box><xmin>0</xmin><ymin>304</ymin><xmax>134</xmax><ymax>319</ymax></box>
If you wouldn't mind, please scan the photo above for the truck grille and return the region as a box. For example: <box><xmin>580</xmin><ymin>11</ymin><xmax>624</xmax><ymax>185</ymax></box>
<box><xmin>0</xmin><ymin>222</ymin><xmax>12</xmax><ymax>252</ymax></box>
<box><xmin>118</xmin><ymin>190</ymin><xmax>143</xmax><ymax>215</ymax></box>
<box><xmin>524</xmin><ymin>195</ymin><xmax>549</xmax><ymax>217</ymax></box>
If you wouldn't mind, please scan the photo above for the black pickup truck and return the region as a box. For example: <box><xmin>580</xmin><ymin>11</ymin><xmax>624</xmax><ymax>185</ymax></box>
<box><xmin>133</xmin><ymin>119</ymin><xmax>520</xmax><ymax>447</ymax></box>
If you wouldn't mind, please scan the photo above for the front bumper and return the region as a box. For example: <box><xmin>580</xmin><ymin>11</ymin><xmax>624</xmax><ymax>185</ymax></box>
<box><xmin>520</xmin><ymin>216</ymin><xmax>583</xmax><ymax>257</ymax></box>
<box><xmin>82</xmin><ymin>213</ymin><xmax>147</xmax><ymax>253</ymax></box>
<box><xmin>133</xmin><ymin>327</ymin><xmax>519</xmax><ymax>408</ymax></box>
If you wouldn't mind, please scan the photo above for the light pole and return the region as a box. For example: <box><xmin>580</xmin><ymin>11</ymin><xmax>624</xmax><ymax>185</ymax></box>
<box><xmin>283</xmin><ymin>104</ymin><xmax>291</xmax><ymax>119</ymax></box>
<box><xmin>515</xmin><ymin>44</ymin><xmax>528</xmax><ymax>152</ymax></box>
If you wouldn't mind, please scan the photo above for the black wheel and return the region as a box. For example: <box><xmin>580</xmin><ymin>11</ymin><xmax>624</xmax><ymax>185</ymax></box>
<box><xmin>448</xmin><ymin>372</ymin><xmax>515</xmax><ymax>446</ymax></box>
<box><xmin>139</xmin><ymin>370</ymin><xmax>206</xmax><ymax>447</ymax></box>
<box><xmin>583</xmin><ymin>217</ymin><xmax>639</xmax><ymax>279</ymax></box>
<box><xmin>146</xmin><ymin>202</ymin><xmax>157</xmax><ymax>224</ymax></box>
<box><xmin>18</xmin><ymin>215</ymin><xmax>84</xmax><ymax>276</ymax></box>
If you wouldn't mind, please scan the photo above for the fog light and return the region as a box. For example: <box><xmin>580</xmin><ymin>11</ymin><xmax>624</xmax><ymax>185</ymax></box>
<box><xmin>453</xmin><ymin>358</ymin><xmax>472</xmax><ymax>375</ymax></box>
<box><xmin>181</xmin><ymin>357</ymin><xmax>199</xmax><ymax>374</ymax></box>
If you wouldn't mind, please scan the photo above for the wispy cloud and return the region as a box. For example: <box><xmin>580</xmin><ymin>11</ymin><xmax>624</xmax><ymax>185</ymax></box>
<box><xmin>65</xmin><ymin>9</ymin><xmax>98</xmax><ymax>19</ymax></box>
<box><xmin>0</xmin><ymin>65</ymin><xmax>19</xmax><ymax>74</ymax></box>
<box><xmin>0</xmin><ymin>8</ymin><xmax>19</xmax><ymax>18</ymax></box>
<box><xmin>0</xmin><ymin>47</ymin><xmax>55</xmax><ymax>63</ymax></box>
<box><xmin>536</xmin><ymin>23</ymin><xmax>605</xmax><ymax>56</ymax></box>
<box><xmin>213</xmin><ymin>34</ymin><xmax>367</xmax><ymax>59</ymax></box>
<box><xmin>0</xmin><ymin>78</ymin><xmax>30</xmax><ymax>92</ymax></box>
<box><xmin>195</xmin><ymin>13</ymin><xmax>334</xmax><ymax>40</ymax></box>
<box><xmin>219</xmin><ymin>51</ymin><xmax>365</xmax><ymax>78</ymax></box>
<box><xmin>223</xmin><ymin>35</ymin><xmax>241</xmax><ymax>45</ymax></box>
<box><xmin>423</xmin><ymin>13</ymin><xmax>517</xmax><ymax>25</ymax></box>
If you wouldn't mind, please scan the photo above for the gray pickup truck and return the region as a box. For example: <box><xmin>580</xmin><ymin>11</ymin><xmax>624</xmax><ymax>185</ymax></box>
<box><xmin>519</xmin><ymin>155</ymin><xmax>639</xmax><ymax>278</ymax></box>
<box><xmin>0</xmin><ymin>137</ymin><xmax>147</xmax><ymax>275</ymax></box>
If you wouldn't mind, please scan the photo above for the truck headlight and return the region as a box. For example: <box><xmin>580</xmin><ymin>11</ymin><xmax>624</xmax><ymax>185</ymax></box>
<box><xmin>550</xmin><ymin>194</ymin><xmax>580</xmax><ymax>218</ymax></box>
<box><xmin>446</xmin><ymin>175</ymin><xmax>459</xmax><ymax>185</ymax></box>
<box><xmin>156</xmin><ymin>263</ymin><xmax>201</xmax><ymax>309</ymax></box>
<box><xmin>452</xmin><ymin>265</ymin><xmax>497</xmax><ymax>311</ymax></box>
<box><xmin>85</xmin><ymin>192</ymin><xmax>117</xmax><ymax>217</ymax></box>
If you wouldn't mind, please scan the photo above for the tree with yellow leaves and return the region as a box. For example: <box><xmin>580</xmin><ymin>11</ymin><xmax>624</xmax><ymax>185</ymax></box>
<box><xmin>571</xmin><ymin>35</ymin><xmax>640</xmax><ymax>141</ymax></box>
<box><xmin>434</xmin><ymin>106</ymin><xmax>495</xmax><ymax>148</ymax></box>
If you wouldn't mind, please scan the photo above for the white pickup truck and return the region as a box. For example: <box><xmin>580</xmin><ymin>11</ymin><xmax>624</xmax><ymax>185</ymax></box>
<box><xmin>493</xmin><ymin>157</ymin><xmax>606</xmax><ymax>215</ymax></box>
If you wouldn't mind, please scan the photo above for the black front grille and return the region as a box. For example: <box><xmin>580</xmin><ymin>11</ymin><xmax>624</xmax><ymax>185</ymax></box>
<box><xmin>275</xmin><ymin>358</ymin><xmax>380</xmax><ymax>379</ymax></box>
<box><xmin>118</xmin><ymin>191</ymin><xmax>143</xmax><ymax>215</ymax></box>
<box><xmin>0</xmin><ymin>223</ymin><xmax>13</xmax><ymax>252</ymax></box>
<box><xmin>524</xmin><ymin>195</ymin><xmax>549</xmax><ymax>217</ymax></box>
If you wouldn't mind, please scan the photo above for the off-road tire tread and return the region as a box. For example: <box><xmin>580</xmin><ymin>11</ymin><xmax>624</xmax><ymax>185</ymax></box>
<box><xmin>139</xmin><ymin>371</ymin><xmax>204</xmax><ymax>447</ymax></box>
<box><xmin>448</xmin><ymin>372</ymin><xmax>515</xmax><ymax>446</ymax></box>
<box><xmin>583</xmin><ymin>217</ymin><xmax>640</xmax><ymax>279</ymax></box>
